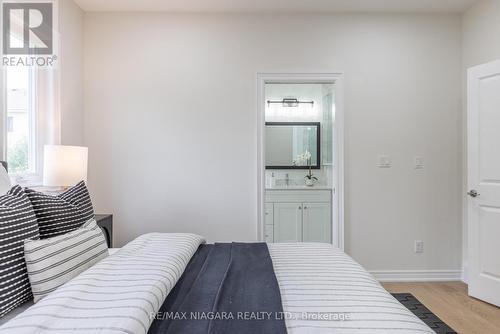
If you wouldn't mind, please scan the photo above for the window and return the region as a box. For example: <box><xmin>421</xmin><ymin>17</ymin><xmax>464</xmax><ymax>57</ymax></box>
<box><xmin>1</xmin><ymin>1</ymin><xmax>59</xmax><ymax>184</ymax></box>
<box><xmin>5</xmin><ymin>66</ymin><xmax>37</xmax><ymax>174</ymax></box>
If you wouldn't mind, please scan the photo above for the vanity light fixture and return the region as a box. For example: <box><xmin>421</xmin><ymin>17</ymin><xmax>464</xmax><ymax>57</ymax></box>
<box><xmin>267</xmin><ymin>98</ymin><xmax>314</xmax><ymax>108</ymax></box>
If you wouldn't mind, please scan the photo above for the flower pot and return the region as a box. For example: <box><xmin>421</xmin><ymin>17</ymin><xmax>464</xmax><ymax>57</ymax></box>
<box><xmin>305</xmin><ymin>178</ymin><xmax>314</xmax><ymax>187</ymax></box>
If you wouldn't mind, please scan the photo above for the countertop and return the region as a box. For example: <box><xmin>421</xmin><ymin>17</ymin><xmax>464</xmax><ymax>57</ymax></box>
<box><xmin>266</xmin><ymin>186</ymin><xmax>332</xmax><ymax>190</ymax></box>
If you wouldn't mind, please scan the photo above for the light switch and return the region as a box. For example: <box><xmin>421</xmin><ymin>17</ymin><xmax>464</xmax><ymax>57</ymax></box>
<box><xmin>378</xmin><ymin>155</ymin><xmax>392</xmax><ymax>168</ymax></box>
<box><xmin>414</xmin><ymin>240</ymin><xmax>424</xmax><ymax>253</ymax></box>
<box><xmin>414</xmin><ymin>156</ymin><xmax>424</xmax><ymax>169</ymax></box>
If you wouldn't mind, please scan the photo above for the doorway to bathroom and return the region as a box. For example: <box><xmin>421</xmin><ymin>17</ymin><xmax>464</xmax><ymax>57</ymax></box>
<box><xmin>257</xmin><ymin>73</ymin><xmax>344</xmax><ymax>249</ymax></box>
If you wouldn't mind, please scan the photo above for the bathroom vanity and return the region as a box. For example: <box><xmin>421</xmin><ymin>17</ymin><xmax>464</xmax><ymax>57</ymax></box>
<box><xmin>265</xmin><ymin>188</ymin><xmax>332</xmax><ymax>243</ymax></box>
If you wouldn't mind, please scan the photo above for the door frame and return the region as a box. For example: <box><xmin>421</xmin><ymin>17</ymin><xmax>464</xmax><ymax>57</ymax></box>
<box><xmin>256</xmin><ymin>73</ymin><xmax>345</xmax><ymax>250</ymax></box>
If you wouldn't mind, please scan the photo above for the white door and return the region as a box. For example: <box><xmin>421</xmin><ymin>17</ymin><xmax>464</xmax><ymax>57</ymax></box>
<box><xmin>274</xmin><ymin>203</ymin><xmax>302</xmax><ymax>242</ymax></box>
<box><xmin>467</xmin><ymin>60</ymin><xmax>500</xmax><ymax>307</ymax></box>
<box><xmin>302</xmin><ymin>203</ymin><xmax>331</xmax><ymax>243</ymax></box>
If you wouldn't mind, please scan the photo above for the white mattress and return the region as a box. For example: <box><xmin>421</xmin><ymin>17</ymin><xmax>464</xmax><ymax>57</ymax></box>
<box><xmin>268</xmin><ymin>243</ymin><xmax>433</xmax><ymax>333</ymax></box>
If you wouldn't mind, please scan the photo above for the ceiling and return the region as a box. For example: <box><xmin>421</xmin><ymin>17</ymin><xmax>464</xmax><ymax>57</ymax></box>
<box><xmin>74</xmin><ymin>0</ymin><xmax>480</xmax><ymax>14</ymax></box>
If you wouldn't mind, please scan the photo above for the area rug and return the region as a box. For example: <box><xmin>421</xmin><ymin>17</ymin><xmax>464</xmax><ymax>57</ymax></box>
<box><xmin>392</xmin><ymin>293</ymin><xmax>458</xmax><ymax>334</ymax></box>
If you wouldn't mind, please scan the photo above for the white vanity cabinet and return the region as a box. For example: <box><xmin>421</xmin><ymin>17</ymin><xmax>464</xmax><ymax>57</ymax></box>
<box><xmin>274</xmin><ymin>203</ymin><xmax>303</xmax><ymax>242</ymax></box>
<box><xmin>265</xmin><ymin>189</ymin><xmax>332</xmax><ymax>243</ymax></box>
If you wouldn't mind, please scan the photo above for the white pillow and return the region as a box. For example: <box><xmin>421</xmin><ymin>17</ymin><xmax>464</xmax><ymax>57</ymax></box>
<box><xmin>0</xmin><ymin>165</ymin><xmax>12</xmax><ymax>195</ymax></box>
<box><xmin>24</xmin><ymin>219</ymin><xmax>109</xmax><ymax>302</ymax></box>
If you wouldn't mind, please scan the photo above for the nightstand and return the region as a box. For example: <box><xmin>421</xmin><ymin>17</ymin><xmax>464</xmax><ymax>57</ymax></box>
<box><xmin>95</xmin><ymin>214</ymin><xmax>113</xmax><ymax>247</ymax></box>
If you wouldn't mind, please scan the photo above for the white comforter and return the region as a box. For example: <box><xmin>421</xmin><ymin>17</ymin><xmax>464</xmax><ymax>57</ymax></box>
<box><xmin>0</xmin><ymin>233</ymin><xmax>205</xmax><ymax>334</ymax></box>
<box><xmin>268</xmin><ymin>243</ymin><xmax>434</xmax><ymax>333</ymax></box>
<box><xmin>1</xmin><ymin>236</ymin><xmax>433</xmax><ymax>334</ymax></box>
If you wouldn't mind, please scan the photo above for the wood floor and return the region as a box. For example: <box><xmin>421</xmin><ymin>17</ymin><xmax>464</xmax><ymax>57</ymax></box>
<box><xmin>383</xmin><ymin>282</ymin><xmax>500</xmax><ymax>334</ymax></box>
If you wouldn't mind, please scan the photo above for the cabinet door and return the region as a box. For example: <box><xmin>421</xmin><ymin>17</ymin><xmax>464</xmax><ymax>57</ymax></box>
<box><xmin>264</xmin><ymin>203</ymin><xmax>274</xmax><ymax>242</ymax></box>
<box><xmin>274</xmin><ymin>203</ymin><xmax>303</xmax><ymax>243</ymax></box>
<box><xmin>302</xmin><ymin>203</ymin><xmax>331</xmax><ymax>243</ymax></box>
<box><xmin>265</xmin><ymin>203</ymin><xmax>274</xmax><ymax>226</ymax></box>
<box><xmin>264</xmin><ymin>225</ymin><xmax>274</xmax><ymax>243</ymax></box>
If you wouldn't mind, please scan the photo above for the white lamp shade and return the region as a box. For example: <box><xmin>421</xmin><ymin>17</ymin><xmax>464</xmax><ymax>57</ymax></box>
<box><xmin>43</xmin><ymin>145</ymin><xmax>88</xmax><ymax>187</ymax></box>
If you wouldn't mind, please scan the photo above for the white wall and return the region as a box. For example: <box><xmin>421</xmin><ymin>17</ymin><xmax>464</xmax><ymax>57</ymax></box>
<box><xmin>461</xmin><ymin>0</ymin><xmax>500</xmax><ymax>279</ymax></box>
<box><xmin>83</xmin><ymin>13</ymin><xmax>463</xmax><ymax>272</ymax></box>
<box><xmin>59</xmin><ymin>0</ymin><xmax>84</xmax><ymax>145</ymax></box>
<box><xmin>463</xmin><ymin>0</ymin><xmax>500</xmax><ymax>68</ymax></box>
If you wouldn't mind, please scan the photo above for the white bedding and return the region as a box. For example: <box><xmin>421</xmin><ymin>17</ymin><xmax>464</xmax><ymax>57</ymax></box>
<box><xmin>1</xmin><ymin>237</ymin><xmax>433</xmax><ymax>334</ymax></box>
<box><xmin>268</xmin><ymin>243</ymin><xmax>433</xmax><ymax>333</ymax></box>
<box><xmin>0</xmin><ymin>249</ymin><xmax>122</xmax><ymax>327</ymax></box>
<box><xmin>0</xmin><ymin>233</ymin><xmax>205</xmax><ymax>334</ymax></box>
<box><xmin>108</xmin><ymin>248</ymin><xmax>120</xmax><ymax>256</ymax></box>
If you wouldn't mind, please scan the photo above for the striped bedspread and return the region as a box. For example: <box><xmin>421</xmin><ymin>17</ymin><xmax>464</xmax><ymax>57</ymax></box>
<box><xmin>0</xmin><ymin>233</ymin><xmax>205</xmax><ymax>334</ymax></box>
<box><xmin>1</xmin><ymin>237</ymin><xmax>433</xmax><ymax>334</ymax></box>
<box><xmin>268</xmin><ymin>243</ymin><xmax>434</xmax><ymax>334</ymax></box>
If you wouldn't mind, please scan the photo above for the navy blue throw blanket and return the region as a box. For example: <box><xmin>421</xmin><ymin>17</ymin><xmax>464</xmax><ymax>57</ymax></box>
<box><xmin>148</xmin><ymin>243</ymin><xmax>287</xmax><ymax>334</ymax></box>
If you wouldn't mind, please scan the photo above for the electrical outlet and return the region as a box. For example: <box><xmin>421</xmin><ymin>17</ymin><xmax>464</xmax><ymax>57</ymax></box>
<box><xmin>414</xmin><ymin>240</ymin><xmax>424</xmax><ymax>253</ymax></box>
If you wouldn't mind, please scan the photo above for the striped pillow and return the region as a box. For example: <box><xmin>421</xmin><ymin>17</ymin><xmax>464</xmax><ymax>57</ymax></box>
<box><xmin>25</xmin><ymin>181</ymin><xmax>95</xmax><ymax>239</ymax></box>
<box><xmin>0</xmin><ymin>185</ymin><xmax>39</xmax><ymax>318</ymax></box>
<box><xmin>24</xmin><ymin>219</ymin><xmax>108</xmax><ymax>302</ymax></box>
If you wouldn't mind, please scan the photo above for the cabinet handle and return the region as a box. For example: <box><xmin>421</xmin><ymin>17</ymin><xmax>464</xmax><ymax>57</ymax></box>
<box><xmin>299</xmin><ymin>206</ymin><xmax>302</xmax><ymax>210</ymax></box>
<box><xmin>304</xmin><ymin>206</ymin><xmax>308</xmax><ymax>210</ymax></box>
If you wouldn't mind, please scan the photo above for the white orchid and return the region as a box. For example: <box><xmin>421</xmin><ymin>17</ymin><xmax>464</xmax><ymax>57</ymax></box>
<box><xmin>294</xmin><ymin>150</ymin><xmax>312</xmax><ymax>165</ymax></box>
<box><xmin>293</xmin><ymin>150</ymin><xmax>317</xmax><ymax>182</ymax></box>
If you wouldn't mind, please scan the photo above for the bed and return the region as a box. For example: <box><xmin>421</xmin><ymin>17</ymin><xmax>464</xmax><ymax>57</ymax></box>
<box><xmin>0</xmin><ymin>234</ymin><xmax>433</xmax><ymax>333</ymax></box>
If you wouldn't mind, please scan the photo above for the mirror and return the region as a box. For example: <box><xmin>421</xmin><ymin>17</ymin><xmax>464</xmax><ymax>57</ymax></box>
<box><xmin>265</xmin><ymin>122</ymin><xmax>320</xmax><ymax>169</ymax></box>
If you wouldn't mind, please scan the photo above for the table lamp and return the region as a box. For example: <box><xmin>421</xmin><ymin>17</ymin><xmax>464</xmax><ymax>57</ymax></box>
<box><xmin>43</xmin><ymin>145</ymin><xmax>88</xmax><ymax>190</ymax></box>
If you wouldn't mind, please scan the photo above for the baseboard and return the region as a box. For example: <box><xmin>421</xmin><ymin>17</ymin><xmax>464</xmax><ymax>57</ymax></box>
<box><xmin>370</xmin><ymin>270</ymin><xmax>463</xmax><ymax>282</ymax></box>
<box><xmin>461</xmin><ymin>264</ymin><xmax>468</xmax><ymax>284</ymax></box>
